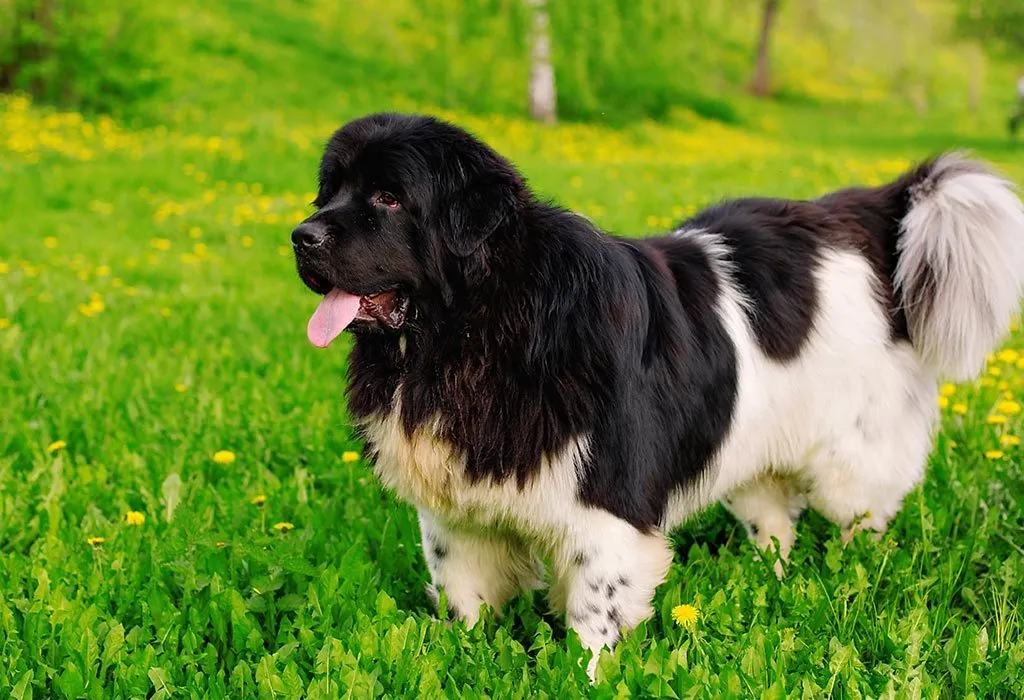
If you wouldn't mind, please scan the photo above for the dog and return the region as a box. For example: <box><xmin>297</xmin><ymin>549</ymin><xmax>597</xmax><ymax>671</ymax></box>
<box><xmin>291</xmin><ymin>113</ymin><xmax>1024</xmax><ymax>676</ymax></box>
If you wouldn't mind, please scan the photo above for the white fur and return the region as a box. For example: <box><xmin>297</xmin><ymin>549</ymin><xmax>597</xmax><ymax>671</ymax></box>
<box><xmin>361</xmin><ymin>399</ymin><xmax>671</xmax><ymax>676</ymax></box>
<box><xmin>665</xmin><ymin>242</ymin><xmax>938</xmax><ymax>549</ymax></box>
<box><xmin>895</xmin><ymin>154</ymin><xmax>1024</xmax><ymax>380</ymax></box>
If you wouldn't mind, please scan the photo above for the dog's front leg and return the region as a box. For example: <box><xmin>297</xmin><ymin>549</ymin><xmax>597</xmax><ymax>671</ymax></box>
<box><xmin>550</xmin><ymin>511</ymin><xmax>673</xmax><ymax>679</ymax></box>
<box><xmin>417</xmin><ymin>509</ymin><xmax>544</xmax><ymax>625</ymax></box>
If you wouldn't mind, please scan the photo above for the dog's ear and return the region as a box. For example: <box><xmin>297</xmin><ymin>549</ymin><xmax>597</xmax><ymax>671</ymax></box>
<box><xmin>441</xmin><ymin>174</ymin><xmax>519</xmax><ymax>257</ymax></box>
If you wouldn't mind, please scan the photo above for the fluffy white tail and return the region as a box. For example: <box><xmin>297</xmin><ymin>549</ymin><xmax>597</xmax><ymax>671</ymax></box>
<box><xmin>895</xmin><ymin>154</ymin><xmax>1024</xmax><ymax>380</ymax></box>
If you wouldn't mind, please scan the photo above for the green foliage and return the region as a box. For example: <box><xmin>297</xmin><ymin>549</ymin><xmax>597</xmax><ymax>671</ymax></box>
<box><xmin>956</xmin><ymin>0</ymin><xmax>1024</xmax><ymax>52</ymax></box>
<box><xmin>546</xmin><ymin>0</ymin><xmax>746</xmax><ymax>123</ymax></box>
<box><xmin>2</xmin><ymin>0</ymin><xmax>1006</xmax><ymax>124</ymax></box>
<box><xmin>311</xmin><ymin>0</ymin><xmax>530</xmax><ymax>117</ymax></box>
<box><xmin>0</xmin><ymin>0</ymin><xmax>170</xmax><ymax>118</ymax></box>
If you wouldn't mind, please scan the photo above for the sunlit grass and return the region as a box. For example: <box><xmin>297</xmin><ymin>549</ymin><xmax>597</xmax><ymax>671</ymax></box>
<box><xmin>2</xmin><ymin>91</ymin><xmax>1024</xmax><ymax>697</ymax></box>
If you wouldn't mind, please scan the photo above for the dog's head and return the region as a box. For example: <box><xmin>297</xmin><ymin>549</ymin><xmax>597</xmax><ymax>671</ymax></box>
<box><xmin>292</xmin><ymin>113</ymin><xmax>526</xmax><ymax>347</ymax></box>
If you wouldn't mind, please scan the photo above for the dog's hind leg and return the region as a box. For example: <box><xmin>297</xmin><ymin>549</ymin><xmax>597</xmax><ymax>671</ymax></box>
<box><xmin>549</xmin><ymin>511</ymin><xmax>673</xmax><ymax>679</ymax></box>
<box><xmin>803</xmin><ymin>380</ymin><xmax>936</xmax><ymax>545</ymax></box>
<box><xmin>722</xmin><ymin>473</ymin><xmax>806</xmax><ymax>578</ymax></box>
<box><xmin>418</xmin><ymin>509</ymin><xmax>544</xmax><ymax>626</ymax></box>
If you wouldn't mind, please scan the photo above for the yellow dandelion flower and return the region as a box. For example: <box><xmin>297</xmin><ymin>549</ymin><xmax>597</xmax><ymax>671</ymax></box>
<box><xmin>342</xmin><ymin>451</ymin><xmax>360</xmax><ymax>463</ymax></box>
<box><xmin>998</xmin><ymin>349</ymin><xmax>1019</xmax><ymax>363</ymax></box>
<box><xmin>159</xmin><ymin>307</ymin><xmax>172</xmax><ymax>317</ymax></box>
<box><xmin>987</xmin><ymin>414</ymin><xmax>1008</xmax><ymax>425</ymax></box>
<box><xmin>981</xmin><ymin>378</ymin><xmax>997</xmax><ymax>388</ymax></box>
<box><xmin>940</xmin><ymin>383</ymin><xmax>956</xmax><ymax>397</ymax></box>
<box><xmin>986</xmin><ymin>450</ymin><xmax>1004</xmax><ymax>460</ymax></box>
<box><xmin>1000</xmin><ymin>434</ymin><xmax>1021</xmax><ymax>448</ymax></box>
<box><xmin>43</xmin><ymin>236</ymin><xmax>58</xmax><ymax>249</ymax></box>
<box><xmin>95</xmin><ymin>265</ymin><xmax>111</xmax><ymax>277</ymax></box>
<box><xmin>241</xmin><ymin>235</ymin><xmax>254</xmax><ymax>248</ymax></box>
<box><xmin>47</xmin><ymin>440</ymin><xmax>67</xmax><ymax>453</ymax></box>
<box><xmin>86</xmin><ymin>536</ymin><xmax>105</xmax><ymax>546</ymax></box>
<box><xmin>112</xmin><ymin>278</ymin><xmax>123</xmax><ymax>288</ymax></box>
<box><xmin>997</xmin><ymin>400</ymin><xmax>1021</xmax><ymax>415</ymax></box>
<box><xmin>937</xmin><ymin>396</ymin><xmax>949</xmax><ymax>409</ymax></box>
<box><xmin>150</xmin><ymin>238</ymin><xmax>172</xmax><ymax>251</ymax></box>
<box><xmin>0</xmin><ymin>262</ymin><xmax>9</xmax><ymax>274</ymax></box>
<box><xmin>250</xmin><ymin>494</ymin><xmax>267</xmax><ymax>507</ymax></box>
<box><xmin>213</xmin><ymin>450</ymin><xmax>236</xmax><ymax>465</ymax></box>
<box><xmin>272</xmin><ymin>522</ymin><xmax>294</xmax><ymax>532</ymax></box>
<box><xmin>999</xmin><ymin>381</ymin><xmax>1010</xmax><ymax>391</ymax></box>
<box><xmin>0</xmin><ymin>318</ymin><xmax>9</xmax><ymax>330</ymax></box>
<box><xmin>671</xmin><ymin>604</ymin><xmax>700</xmax><ymax>629</ymax></box>
<box><xmin>125</xmin><ymin>511</ymin><xmax>145</xmax><ymax>526</ymax></box>
<box><xmin>1017</xmin><ymin>357</ymin><xmax>1024</xmax><ymax>370</ymax></box>
<box><xmin>174</xmin><ymin>383</ymin><xmax>187</xmax><ymax>393</ymax></box>
<box><xmin>952</xmin><ymin>403</ymin><xmax>968</xmax><ymax>415</ymax></box>
<box><xmin>988</xmin><ymin>366</ymin><xmax>1002</xmax><ymax>377</ymax></box>
<box><xmin>124</xmin><ymin>286</ymin><xmax>138</xmax><ymax>297</ymax></box>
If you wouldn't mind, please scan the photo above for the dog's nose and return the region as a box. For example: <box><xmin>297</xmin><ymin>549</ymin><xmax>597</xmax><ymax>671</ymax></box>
<box><xmin>291</xmin><ymin>222</ymin><xmax>326</xmax><ymax>248</ymax></box>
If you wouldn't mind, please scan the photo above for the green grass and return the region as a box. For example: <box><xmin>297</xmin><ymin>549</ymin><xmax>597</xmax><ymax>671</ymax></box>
<box><xmin>3</xmin><ymin>2</ymin><xmax>1024</xmax><ymax>695</ymax></box>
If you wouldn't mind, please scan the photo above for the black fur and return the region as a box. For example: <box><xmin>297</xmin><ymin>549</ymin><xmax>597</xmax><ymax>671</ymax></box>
<box><xmin>292</xmin><ymin>112</ymin><xmax>936</xmax><ymax>531</ymax></box>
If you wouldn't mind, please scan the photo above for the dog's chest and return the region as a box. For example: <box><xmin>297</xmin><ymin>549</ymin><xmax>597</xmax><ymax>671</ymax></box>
<box><xmin>358</xmin><ymin>403</ymin><xmax>466</xmax><ymax>516</ymax></box>
<box><xmin>356</xmin><ymin>392</ymin><xmax>590</xmax><ymax>536</ymax></box>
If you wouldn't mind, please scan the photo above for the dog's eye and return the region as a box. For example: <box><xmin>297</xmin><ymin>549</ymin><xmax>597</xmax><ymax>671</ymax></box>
<box><xmin>374</xmin><ymin>191</ymin><xmax>400</xmax><ymax>208</ymax></box>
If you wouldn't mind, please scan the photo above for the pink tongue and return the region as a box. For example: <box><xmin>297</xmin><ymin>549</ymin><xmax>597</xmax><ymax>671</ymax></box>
<box><xmin>307</xmin><ymin>288</ymin><xmax>361</xmax><ymax>348</ymax></box>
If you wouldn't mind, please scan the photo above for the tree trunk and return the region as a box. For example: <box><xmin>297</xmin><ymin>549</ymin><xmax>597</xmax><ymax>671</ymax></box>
<box><xmin>526</xmin><ymin>0</ymin><xmax>556</xmax><ymax>123</ymax></box>
<box><xmin>750</xmin><ymin>0</ymin><xmax>779</xmax><ymax>97</ymax></box>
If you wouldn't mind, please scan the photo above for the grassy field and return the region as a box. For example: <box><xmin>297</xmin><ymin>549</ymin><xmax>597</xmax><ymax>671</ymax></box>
<box><xmin>3</xmin><ymin>3</ymin><xmax>1024</xmax><ymax>697</ymax></box>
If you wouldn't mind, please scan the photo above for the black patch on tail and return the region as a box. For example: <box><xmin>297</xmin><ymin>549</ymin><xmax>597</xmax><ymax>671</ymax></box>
<box><xmin>816</xmin><ymin>157</ymin><xmax>946</xmax><ymax>343</ymax></box>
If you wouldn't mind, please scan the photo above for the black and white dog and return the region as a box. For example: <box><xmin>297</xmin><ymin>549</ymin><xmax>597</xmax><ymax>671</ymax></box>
<box><xmin>292</xmin><ymin>113</ymin><xmax>1024</xmax><ymax>674</ymax></box>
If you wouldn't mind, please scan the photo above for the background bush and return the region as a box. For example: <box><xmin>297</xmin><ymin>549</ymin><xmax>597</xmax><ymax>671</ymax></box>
<box><xmin>1</xmin><ymin>0</ymin><xmax>1020</xmax><ymax>128</ymax></box>
<box><xmin>0</xmin><ymin>0</ymin><xmax>170</xmax><ymax>118</ymax></box>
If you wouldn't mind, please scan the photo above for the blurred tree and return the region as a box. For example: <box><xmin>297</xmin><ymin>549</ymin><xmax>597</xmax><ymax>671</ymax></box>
<box><xmin>750</xmin><ymin>0</ymin><xmax>780</xmax><ymax>96</ymax></box>
<box><xmin>956</xmin><ymin>0</ymin><xmax>1024</xmax><ymax>50</ymax></box>
<box><xmin>526</xmin><ymin>0</ymin><xmax>556</xmax><ymax>122</ymax></box>
<box><xmin>0</xmin><ymin>0</ymin><xmax>168</xmax><ymax>117</ymax></box>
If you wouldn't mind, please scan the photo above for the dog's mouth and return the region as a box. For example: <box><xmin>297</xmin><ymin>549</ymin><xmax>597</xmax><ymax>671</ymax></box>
<box><xmin>303</xmin><ymin>271</ymin><xmax>409</xmax><ymax>347</ymax></box>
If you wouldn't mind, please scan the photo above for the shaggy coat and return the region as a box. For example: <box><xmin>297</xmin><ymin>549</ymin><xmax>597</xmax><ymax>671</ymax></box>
<box><xmin>291</xmin><ymin>113</ymin><xmax>1024</xmax><ymax>675</ymax></box>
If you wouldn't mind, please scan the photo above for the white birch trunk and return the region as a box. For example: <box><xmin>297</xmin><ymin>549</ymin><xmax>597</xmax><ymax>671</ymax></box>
<box><xmin>526</xmin><ymin>0</ymin><xmax>556</xmax><ymax>123</ymax></box>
